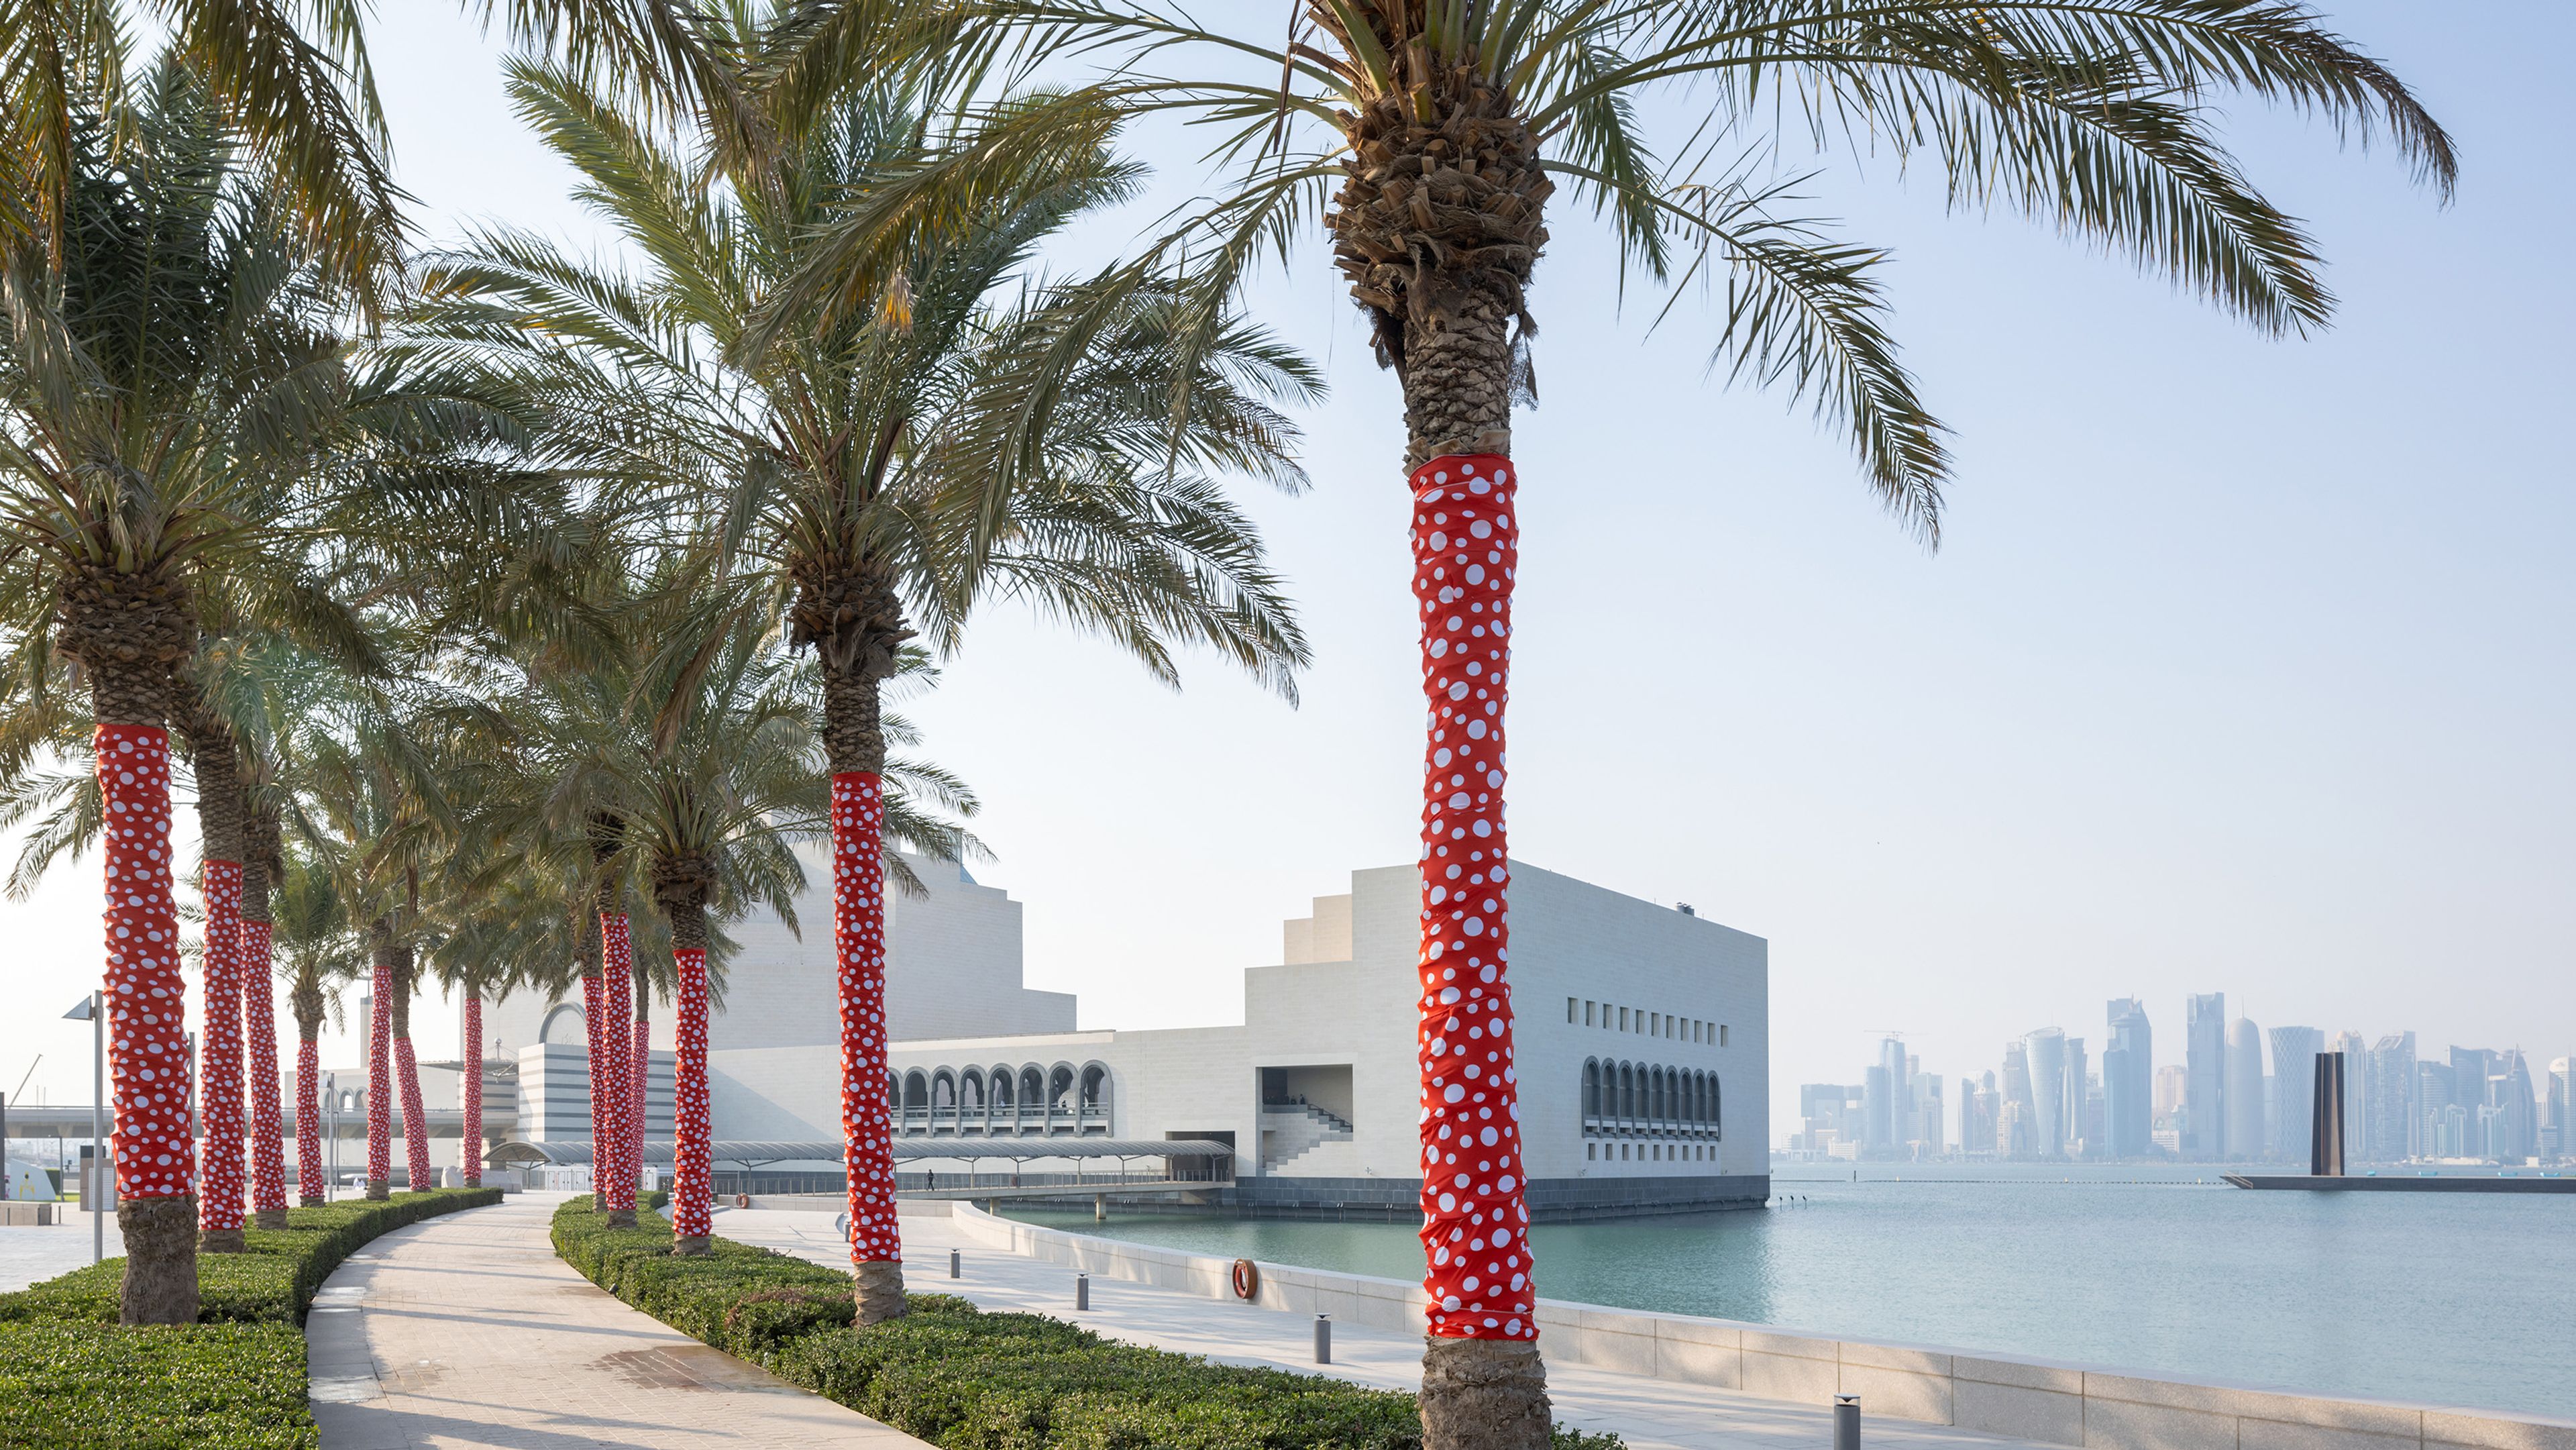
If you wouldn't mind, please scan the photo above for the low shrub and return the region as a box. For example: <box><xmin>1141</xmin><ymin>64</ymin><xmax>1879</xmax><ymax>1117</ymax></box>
<box><xmin>551</xmin><ymin>1197</ymin><xmax>1621</xmax><ymax>1450</ymax></box>
<box><xmin>0</xmin><ymin>1322</ymin><xmax>317</xmax><ymax>1449</ymax></box>
<box><xmin>0</xmin><ymin>1187</ymin><xmax>502</xmax><ymax>1326</ymax></box>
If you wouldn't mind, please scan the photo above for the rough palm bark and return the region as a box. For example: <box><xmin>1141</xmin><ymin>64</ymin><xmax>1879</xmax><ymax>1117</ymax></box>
<box><xmin>243</xmin><ymin>811</ymin><xmax>288</xmax><ymax>1227</ymax></box>
<box><xmin>790</xmin><ymin>553</ymin><xmax>912</xmax><ymax>1325</ymax></box>
<box><xmin>1330</xmin><ymin>48</ymin><xmax>1552</xmax><ymax>1450</ymax></box>
<box><xmin>292</xmin><ymin>983</ymin><xmax>326</xmax><ymax>1207</ymax></box>
<box><xmin>364</xmin><ymin>923</ymin><xmax>393</xmax><ymax>1200</ymax></box>
<box><xmin>460</xmin><ymin>992</ymin><xmax>484</xmax><ymax>1189</ymax></box>
<box><xmin>54</xmin><ymin>560</ymin><xmax>199</xmax><ymax>1323</ymax></box>
<box><xmin>391</xmin><ymin>949</ymin><xmax>432</xmax><ymax>1192</ymax></box>
<box><xmin>653</xmin><ymin>855</ymin><xmax>718</xmax><ymax>1255</ymax></box>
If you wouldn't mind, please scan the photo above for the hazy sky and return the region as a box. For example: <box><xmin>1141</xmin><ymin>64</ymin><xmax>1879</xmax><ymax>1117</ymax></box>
<box><xmin>3</xmin><ymin>5</ymin><xmax>2568</xmax><ymax>1143</ymax></box>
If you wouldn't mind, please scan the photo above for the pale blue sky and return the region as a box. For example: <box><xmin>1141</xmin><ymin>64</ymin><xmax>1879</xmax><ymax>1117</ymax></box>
<box><xmin>2</xmin><ymin>5</ymin><xmax>2567</xmax><ymax>1141</ymax></box>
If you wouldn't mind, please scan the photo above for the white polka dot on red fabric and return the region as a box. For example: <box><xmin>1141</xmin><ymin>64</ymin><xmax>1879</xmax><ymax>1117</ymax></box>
<box><xmin>672</xmin><ymin>949</ymin><xmax>713</xmax><ymax>1237</ymax></box>
<box><xmin>198</xmin><ymin>859</ymin><xmax>246</xmax><ymax>1230</ymax></box>
<box><xmin>1408</xmin><ymin>456</ymin><xmax>1535</xmax><ymax>1344</ymax></box>
<box><xmin>95</xmin><ymin>725</ymin><xmax>192</xmax><ymax>1202</ymax></box>
<box><xmin>242</xmin><ymin>922</ymin><xmax>288</xmax><ymax>1209</ymax></box>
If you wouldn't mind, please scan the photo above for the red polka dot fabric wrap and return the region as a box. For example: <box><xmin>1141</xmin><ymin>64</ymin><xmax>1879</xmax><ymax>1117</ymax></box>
<box><xmin>580</xmin><ymin>971</ymin><xmax>608</xmax><ymax>1193</ymax></box>
<box><xmin>833</xmin><ymin>772</ymin><xmax>901</xmax><ymax>1264</ymax></box>
<box><xmin>1409</xmin><ymin>454</ymin><xmax>1534</xmax><ymax>1343</ymax></box>
<box><xmin>598</xmin><ymin>913</ymin><xmax>637</xmax><ymax>1212</ymax></box>
<box><xmin>96</xmin><ymin>724</ymin><xmax>192</xmax><ymax>1202</ymax></box>
<box><xmin>295</xmin><ymin>1037</ymin><xmax>323</xmax><ymax>1204</ymax></box>
<box><xmin>396</xmin><ymin>1035</ymin><xmax>431</xmax><ymax>1192</ymax></box>
<box><xmin>242</xmin><ymin>921</ymin><xmax>288</xmax><ymax>1212</ymax></box>
<box><xmin>629</xmin><ymin>1015</ymin><xmax>649</xmax><ymax>1177</ymax></box>
<box><xmin>366</xmin><ymin>960</ymin><xmax>392</xmax><ymax>1186</ymax></box>
<box><xmin>198</xmin><ymin>858</ymin><xmax>245</xmax><ymax>1230</ymax></box>
<box><xmin>672</xmin><ymin>948</ymin><xmax>712</xmax><ymax>1239</ymax></box>
<box><xmin>460</xmin><ymin>995</ymin><xmax>483</xmax><ymax>1188</ymax></box>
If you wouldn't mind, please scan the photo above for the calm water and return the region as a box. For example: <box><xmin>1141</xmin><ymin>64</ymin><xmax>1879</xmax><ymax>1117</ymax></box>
<box><xmin>1009</xmin><ymin>1164</ymin><xmax>2576</xmax><ymax>1420</ymax></box>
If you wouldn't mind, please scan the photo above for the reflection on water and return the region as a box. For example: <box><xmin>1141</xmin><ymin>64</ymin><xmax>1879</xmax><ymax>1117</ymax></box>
<box><xmin>1006</xmin><ymin>1163</ymin><xmax>2576</xmax><ymax>1419</ymax></box>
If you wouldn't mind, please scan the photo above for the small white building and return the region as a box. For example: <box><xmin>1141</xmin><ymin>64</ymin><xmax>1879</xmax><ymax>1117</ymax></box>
<box><xmin>482</xmin><ymin>853</ymin><xmax>1770</xmax><ymax>1219</ymax></box>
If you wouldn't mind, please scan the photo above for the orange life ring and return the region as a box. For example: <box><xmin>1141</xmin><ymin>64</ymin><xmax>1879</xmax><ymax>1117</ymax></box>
<box><xmin>1231</xmin><ymin>1258</ymin><xmax>1260</xmax><ymax>1300</ymax></box>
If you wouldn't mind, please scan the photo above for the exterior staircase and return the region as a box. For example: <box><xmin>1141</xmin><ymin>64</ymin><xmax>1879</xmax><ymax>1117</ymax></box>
<box><xmin>1260</xmin><ymin>1101</ymin><xmax>1354</xmax><ymax>1172</ymax></box>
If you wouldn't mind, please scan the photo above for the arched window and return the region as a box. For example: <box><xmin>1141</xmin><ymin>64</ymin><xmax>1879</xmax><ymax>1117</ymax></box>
<box><xmin>962</xmin><ymin>1069</ymin><xmax>986</xmax><ymax>1112</ymax></box>
<box><xmin>1048</xmin><ymin>1064</ymin><xmax>1077</xmax><ymax>1112</ymax></box>
<box><xmin>1079</xmin><ymin>1063</ymin><xmax>1112</xmax><ymax>1115</ymax></box>
<box><xmin>931</xmin><ymin>1070</ymin><xmax>957</xmax><ymax>1111</ymax></box>
<box><xmin>1618</xmin><ymin>1064</ymin><xmax>1635</xmax><ymax>1120</ymax></box>
<box><xmin>885</xmin><ymin>1072</ymin><xmax>900</xmax><ymax>1109</ymax></box>
<box><xmin>1711</xmin><ymin>1077</ymin><xmax>1722</xmax><ymax>1139</ymax></box>
<box><xmin>991</xmin><ymin>1066</ymin><xmax>1016</xmax><ymax>1108</ymax></box>
<box><xmin>1020</xmin><ymin>1066</ymin><xmax>1044</xmax><ymax>1108</ymax></box>
<box><xmin>1650</xmin><ymin>1067</ymin><xmax>1666</xmax><ymax>1122</ymax></box>
<box><xmin>1582</xmin><ymin>1060</ymin><xmax>1601</xmax><ymax>1119</ymax></box>
<box><xmin>902</xmin><ymin>1070</ymin><xmax>929</xmax><ymax>1109</ymax></box>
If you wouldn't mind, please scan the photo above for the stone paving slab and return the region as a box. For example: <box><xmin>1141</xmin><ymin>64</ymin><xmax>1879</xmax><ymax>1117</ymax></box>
<box><xmin>307</xmin><ymin>1191</ymin><xmax>928</xmax><ymax>1449</ymax></box>
<box><xmin>722</xmin><ymin>1207</ymin><xmax>2061</xmax><ymax>1450</ymax></box>
<box><xmin>0</xmin><ymin>1210</ymin><xmax>121</xmax><ymax>1292</ymax></box>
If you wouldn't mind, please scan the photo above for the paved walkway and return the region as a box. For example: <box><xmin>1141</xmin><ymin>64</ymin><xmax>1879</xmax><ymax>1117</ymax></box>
<box><xmin>307</xmin><ymin>1192</ymin><xmax>926</xmax><ymax>1449</ymax></box>
<box><xmin>0</xmin><ymin>1209</ymin><xmax>120</xmax><ymax>1292</ymax></box>
<box><xmin>721</xmin><ymin>1207</ymin><xmax>2057</xmax><ymax>1450</ymax></box>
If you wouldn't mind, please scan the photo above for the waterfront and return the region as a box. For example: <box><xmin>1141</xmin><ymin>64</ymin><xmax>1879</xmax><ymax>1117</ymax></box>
<box><xmin>1008</xmin><ymin>1163</ymin><xmax>2576</xmax><ymax>1421</ymax></box>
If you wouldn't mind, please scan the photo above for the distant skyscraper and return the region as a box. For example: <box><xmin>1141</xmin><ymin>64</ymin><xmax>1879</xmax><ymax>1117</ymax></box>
<box><xmin>2367</xmin><ymin>1034</ymin><xmax>2416</xmax><ymax>1162</ymax></box>
<box><xmin>2331</xmin><ymin>1031</ymin><xmax>2368</xmax><ymax>1164</ymax></box>
<box><xmin>2551</xmin><ymin>1057</ymin><xmax>2573</xmax><ymax>1161</ymax></box>
<box><xmin>2450</xmin><ymin>1047</ymin><xmax>2496</xmax><ymax>1123</ymax></box>
<box><xmin>2104</xmin><ymin>998</ymin><xmax>2153</xmax><ymax>1158</ymax></box>
<box><xmin>2226</xmin><ymin>1018</ymin><xmax>2266</xmax><ymax>1162</ymax></box>
<box><xmin>2063</xmin><ymin>1037</ymin><xmax>2090</xmax><ymax>1154</ymax></box>
<box><xmin>2493</xmin><ymin>1051</ymin><xmax>2538</xmax><ymax>1163</ymax></box>
<box><xmin>2185</xmin><ymin>994</ymin><xmax>2227</xmax><ymax>1160</ymax></box>
<box><xmin>2416</xmin><ymin>1062</ymin><xmax>2455</xmax><ymax>1159</ymax></box>
<box><xmin>2002</xmin><ymin>1041</ymin><xmax>2035</xmax><ymax>1157</ymax></box>
<box><xmin>2155</xmin><ymin>1064</ymin><xmax>2188</xmax><ymax>1118</ymax></box>
<box><xmin>2269</xmin><ymin>1027</ymin><xmax>2322</xmax><ymax>1165</ymax></box>
<box><xmin>1916</xmin><ymin>1074</ymin><xmax>1945</xmax><ymax>1155</ymax></box>
<box><xmin>2025</xmin><ymin>1030</ymin><xmax>2067</xmax><ymax>1159</ymax></box>
<box><xmin>1863</xmin><ymin>1064</ymin><xmax>1894</xmax><ymax>1153</ymax></box>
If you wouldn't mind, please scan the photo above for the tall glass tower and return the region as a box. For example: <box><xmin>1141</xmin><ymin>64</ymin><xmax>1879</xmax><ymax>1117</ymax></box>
<box><xmin>2104</xmin><ymin>998</ymin><xmax>2153</xmax><ymax>1159</ymax></box>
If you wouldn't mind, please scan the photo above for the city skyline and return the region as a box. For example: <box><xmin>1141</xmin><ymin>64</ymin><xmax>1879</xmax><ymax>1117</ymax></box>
<box><xmin>1793</xmin><ymin>992</ymin><xmax>2571</xmax><ymax>1165</ymax></box>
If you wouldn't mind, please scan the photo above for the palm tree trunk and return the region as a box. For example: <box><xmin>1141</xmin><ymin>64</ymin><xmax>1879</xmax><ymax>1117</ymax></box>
<box><xmin>1404</xmin><ymin>423</ymin><xmax>1548</xmax><ymax>1447</ymax></box>
<box><xmin>597</xmin><ymin>909</ymin><xmax>638</xmax><ymax>1227</ymax></box>
<box><xmin>668</xmin><ymin>897</ymin><xmax>712</xmax><ymax>1255</ymax></box>
<box><xmin>241</xmin><ymin>910</ymin><xmax>287</xmax><ymax>1227</ymax></box>
<box><xmin>366</xmin><ymin>927</ymin><xmax>393</xmax><ymax>1200</ymax></box>
<box><xmin>579</xmin><ymin>964</ymin><xmax>611</xmax><ymax>1208</ymax></box>
<box><xmin>461</xmin><ymin>993</ymin><xmax>483</xmax><ymax>1189</ymax></box>
<box><xmin>391</xmin><ymin>953</ymin><xmax>431</xmax><ymax>1192</ymax></box>
<box><xmin>293</xmin><ymin>986</ymin><xmax>324</xmax><ymax>1206</ymax></box>
<box><xmin>822</xmin><ymin>659</ymin><xmax>906</xmax><ymax>1324</ymax></box>
<box><xmin>60</xmin><ymin>563</ymin><xmax>197</xmax><ymax>1323</ymax></box>
<box><xmin>629</xmin><ymin>982</ymin><xmax>650</xmax><ymax>1192</ymax></box>
<box><xmin>244</xmin><ymin>808</ymin><xmax>288</xmax><ymax>1226</ymax></box>
<box><xmin>182</xmin><ymin>717</ymin><xmax>250</xmax><ymax>1251</ymax></box>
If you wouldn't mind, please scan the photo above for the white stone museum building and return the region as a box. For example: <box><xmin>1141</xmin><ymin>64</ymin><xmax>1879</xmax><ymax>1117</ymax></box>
<box><xmin>461</xmin><ymin>853</ymin><xmax>1771</xmax><ymax>1219</ymax></box>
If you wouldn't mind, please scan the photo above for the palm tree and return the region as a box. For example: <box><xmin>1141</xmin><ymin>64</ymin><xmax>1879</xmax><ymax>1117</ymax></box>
<box><xmin>405</xmin><ymin>20</ymin><xmax>1319</xmax><ymax>1319</ymax></box>
<box><xmin>2</xmin><ymin>0</ymin><xmax>401</xmax><ymax>297</ymax></box>
<box><xmin>916</xmin><ymin>1</ymin><xmax>2459</xmax><ymax>1439</ymax></box>
<box><xmin>267</xmin><ymin>842</ymin><xmax>361</xmax><ymax>1207</ymax></box>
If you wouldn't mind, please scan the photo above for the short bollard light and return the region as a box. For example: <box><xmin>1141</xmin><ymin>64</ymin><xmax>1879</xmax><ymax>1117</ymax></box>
<box><xmin>1835</xmin><ymin>1394</ymin><xmax>1861</xmax><ymax>1450</ymax></box>
<box><xmin>1314</xmin><ymin>1314</ymin><xmax>1332</xmax><ymax>1365</ymax></box>
<box><xmin>949</xmin><ymin>1248</ymin><xmax>961</xmax><ymax>1279</ymax></box>
<box><xmin>1076</xmin><ymin>1273</ymin><xmax>1090</xmax><ymax>1311</ymax></box>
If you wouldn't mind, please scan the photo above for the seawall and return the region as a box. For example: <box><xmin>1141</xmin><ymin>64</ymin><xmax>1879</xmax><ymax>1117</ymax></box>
<box><xmin>953</xmin><ymin>1202</ymin><xmax>2576</xmax><ymax>1450</ymax></box>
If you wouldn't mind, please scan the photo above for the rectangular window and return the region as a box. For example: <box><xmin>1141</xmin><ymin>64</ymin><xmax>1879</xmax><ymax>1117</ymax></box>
<box><xmin>1619</xmin><ymin>1007</ymin><xmax>1629</xmax><ymax>1031</ymax></box>
<box><xmin>1585</xmin><ymin>1000</ymin><xmax>1595</xmax><ymax>1027</ymax></box>
<box><xmin>1719</xmin><ymin>1025</ymin><xmax>1730</xmax><ymax>1047</ymax></box>
<box><xmin>1693</xmin><ymin>1021</ymin><xmax>1703</xmax><ymax>1044</ymax></box>
<box><xmin>1567</xmin><ymin>996</ymin><xmax>1577</xmax><ymax>1023</ymax></box>
<box><xmin>1587</xmin><ymin>1143</ymin><xmax>1597</xmax><ymax>1161</ymax></box>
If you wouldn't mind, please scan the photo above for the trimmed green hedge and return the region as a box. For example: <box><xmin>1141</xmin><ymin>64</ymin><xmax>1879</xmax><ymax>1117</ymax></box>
<box><xmin>0</xmin><ymin>1322</ymin><xmax>315</xmax><ymax>1449</ymax></box>
<box><xmin>553</xmin><ymin>1196</ymin><xmax>1621</xmax><ymax>1450</ymax></box>
<box><xmin>0</xmin><ymin>1187</ymin><xmax>502</xmax><ymax>1450</ymax></box>
<box><xmin>0</xmin><ymin>1187</ymin><xmax>502</xmax><ymax>1326</ymax></box>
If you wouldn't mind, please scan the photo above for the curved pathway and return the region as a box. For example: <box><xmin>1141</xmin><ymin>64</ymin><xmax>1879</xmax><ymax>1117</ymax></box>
<box><xmin>306</xmin><ymin>1191</ymin><xmax>926</xmax><ymax>1449</ymax></box>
